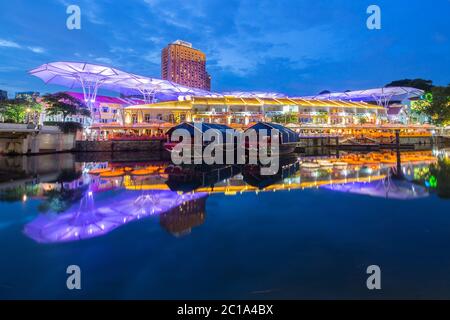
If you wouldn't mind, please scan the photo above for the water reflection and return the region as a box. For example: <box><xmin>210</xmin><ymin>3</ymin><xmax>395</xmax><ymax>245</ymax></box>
<box><xmin>24</xmin><ymin>189</ymin><xmax>207</xmax><ymax>243</ymax></box>
<box><xmin>429</xmin><ymin>158</ymin><xmax>450</xmax><ymax>199</ymax></box>
<box><xmin>323</xmin><ymin>168</ymin><xmax>429</xmax><ymax>200</ymax></box>
<box><xmin>24</xmin><ymin>188</ymin><xmax>135</xmax><ymax>243</ymax></box>
<box><xmin>0</xmin><ymin>150</ymin><xmax>447</xmax><ymax>244</ymax></box>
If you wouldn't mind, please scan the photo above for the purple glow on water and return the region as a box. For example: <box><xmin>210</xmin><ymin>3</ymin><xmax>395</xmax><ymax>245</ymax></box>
<box><xmin>322</xmin><ymin>180</ymin><xmax>428</xmax><ymax>200</ymax></box>
<box><xmin>24</xmin><ymin>190</ymin><xmax>207</xmax><ymax>244</ymax></box>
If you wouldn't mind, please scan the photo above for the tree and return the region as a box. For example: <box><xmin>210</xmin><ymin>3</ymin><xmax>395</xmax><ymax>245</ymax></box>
<box><xmin>41</xmin><ymin>92</ymin><xmax>90</xmax><ymax>122</ymax></box>
<box><xmin>38</xmin><ymin>169</ymin><xmax>84</xmax><ymax>213</ymax></box>
<box><xmin>385</xmin><ymin>79</ymin><xmax>434</xmax><ymax>92</ymax></box>
<box><xmin>272</xmin><ymin>112</ymin><xmax>298</xmax><ymax>124</ymax></box>
<box><xmin>0</xmin><ymin>98</ymin><xmax>41</xmax><ymax>123</ymax></box>
<box><xmin>358</xmin><ymin>116</ymin><xmax>368</xmax><ymax>125</ymax></box>
<box><xmin>427</xmin><ymin>85</ymin><xmax>450</xmax><ymax>126</ymax></box>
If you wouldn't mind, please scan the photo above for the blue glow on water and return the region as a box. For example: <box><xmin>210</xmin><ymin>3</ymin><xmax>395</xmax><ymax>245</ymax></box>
<box><xmin>0</xmin><ymin>152</ymin><xmax>449</xmax><ymax>299</ymax></box>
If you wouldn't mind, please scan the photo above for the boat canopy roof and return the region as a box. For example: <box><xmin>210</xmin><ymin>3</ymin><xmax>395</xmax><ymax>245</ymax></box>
<box><xmin>245</xmin><ymin>122</ymin><xmax>300</xmax><ymax>144</ymax></box>
<box><xmin>166</xmin><ymin>122</ymin><xmax>235</xmax><ymax>139</ymax></box>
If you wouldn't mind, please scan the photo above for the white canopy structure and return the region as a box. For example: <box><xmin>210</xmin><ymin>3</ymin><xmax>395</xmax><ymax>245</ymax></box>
<box><xmin>29</xmin><ymin>62</ymin><xmax>218</xmax><ymax>106</ymax></box>
<box><xmin>300</xmin><ymin>87</ymin><xmax>424</xmax><ymax>107</ymax></box>
<box><xmin>222</xmin><ymin>91</ymin><xmax>287</xmax><ymax>99</ymax></box>
<box><xmin>30</xmin><ymin>62</ymin><xmax>426</xmax><ymax>112</ymax></box>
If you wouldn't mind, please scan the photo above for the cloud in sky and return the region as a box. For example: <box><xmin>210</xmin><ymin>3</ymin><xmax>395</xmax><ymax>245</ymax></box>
<box><xmin>0</xmin><ymin>39</ymin><xmax>45</xmax><ymax>54</ymax></box>
<box><xmin>0</xmin><ymin>39</ymin><xmax>21</xmax><ymax>48</ymax></box>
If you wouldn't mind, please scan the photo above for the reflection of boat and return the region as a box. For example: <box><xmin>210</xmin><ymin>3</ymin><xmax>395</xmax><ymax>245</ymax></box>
<box><xmin>242</xmin><ymin>157</ymin><xmax>299</xmax><ymax>189</ymax></box>
<box><xmin>317</xmin><ymin>160</ymin><xmax>334</xmax><ymax>168</ymax></box>
<box><xmin>245</xmin><ymin>122</ymin><xmax>300</xmax><ymax>156</ymax></box>
<box><xmin>166</xmin><ymin>165</ymin><xmax>241</xmax><ymax>192</ymax></box>
<box><xmin>131</xmin><ymin>168</ymin><xmax>156</xmax><ymax>176</ymax></box>
<box><xmin>333</xmin><ymin>162</ymin><xmax>348</xmax><ymax>168</ymax></box>
<box><xmin>88</xmin><ymin>168</ymin><xmax>111</xmax><ymax>175</ymax></box>
<box><xmin>300</xmin><ymin>162</ymin><xmax>320</xmax><ymax>170</ymax></box>
<box><xmin>99</xmin><ymin>170</ymin><xmax>125</xmax><ymax>178</ymax></box>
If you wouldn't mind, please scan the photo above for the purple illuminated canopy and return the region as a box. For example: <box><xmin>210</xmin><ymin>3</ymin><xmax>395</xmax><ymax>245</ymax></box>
<box><xmin>29</xmin><ymin>61</ymin><xmax>220</xmax><ymax>105</ymax></box>
<box><xmin>24</xmin><ymin>189</ymin><xmax>207</xmax><ymax>243</ymax></box>
<box><xmin>222</xmin><ymin>91</ymin><xmax>287</xmax><ymax>99</ymax></box>
<box><xmin>299</xmin><ymin>87</ymin><xmax>424</xmax><ymax>107</ymax></box>
<box><xmin>322</xmin><ymin>179</ymin><xmax>428</xmax><ymax>200</ymax></box>
<box><xmin>30</xmin><ymin>62</ymin><xmax>425</xmax><ymax>108</ymax></box>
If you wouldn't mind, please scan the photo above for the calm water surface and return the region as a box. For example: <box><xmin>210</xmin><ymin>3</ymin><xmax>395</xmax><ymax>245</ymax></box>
<box><xmin>0</xmin><ymin>149</ymin><xmax>450</xmax><ymax>299</ymax></box>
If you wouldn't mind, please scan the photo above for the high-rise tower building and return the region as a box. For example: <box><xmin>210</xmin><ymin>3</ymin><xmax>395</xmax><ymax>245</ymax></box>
<box><xmin>161</xmin><ymin>40</ymin><xmax>211</xmax><ymax>91</ymax></box>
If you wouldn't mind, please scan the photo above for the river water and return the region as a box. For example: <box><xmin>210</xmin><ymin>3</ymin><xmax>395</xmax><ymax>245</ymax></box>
<box><xmin>0</xmin><ymin>149</ymin><xmax>449</xmax><ymax>299</ymax></box>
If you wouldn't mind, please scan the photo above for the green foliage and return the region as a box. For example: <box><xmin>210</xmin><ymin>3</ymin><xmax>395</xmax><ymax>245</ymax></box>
<box><xmin>385</xmin><ymin>79</ymin><xmax>434</xmax><ymax>92</ymax></box>
<box><xmin>430</xmin><ymin>159</ymin><xmax>450</xmax><ymax>199</ymax></box>
<box><xmin>41</xmin><ymin>92</ymin><xmax>91</xmax><ymax>122</ymax></box>
<box><xmin>272</xmin><ymin>112</ymin><xmax>298</xmax><ymax>124</ymax></box>
<box><xmin>428</xmin><ymin>86</ymin><xmax>450</xmax><ymax>126</ymax></box>
<box><xmin>0</xmin><ymin>99</ymin><xmax>41</xmax><ymax>123</ymax></box>
<box><xmin>408</xmin><ymin>85</ymin><xmax>450</xmax><ymax>125</ymax></box>
<box><xmin>0</xmin><ymin>185</ymin><xmax>40</xmax><ymax>202</ymax></box>
<box><xmin>358</xmin><ymin>116</ymin><xmax>368</xmax><ymax>124</ymax></box>
<box><xmin>39</xmin><ymin>188</ymin><xmax>85</xmax><ymax>213</ymax></box>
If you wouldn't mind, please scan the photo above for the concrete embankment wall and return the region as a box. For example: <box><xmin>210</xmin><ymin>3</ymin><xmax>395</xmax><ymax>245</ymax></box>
<box><xmin>299</xmin><ymin>136</ymin><xmax>434</xmax><ymax>148</ymax></box>
<box><xmin>75</xmin><ymin>140</ymin><xmax>164</xmax><ymax>153</ymax></box>
<box><xmin>0</xmin><ymin>124</ymin><xmax>77</xmax><ymax>155</ymax></box>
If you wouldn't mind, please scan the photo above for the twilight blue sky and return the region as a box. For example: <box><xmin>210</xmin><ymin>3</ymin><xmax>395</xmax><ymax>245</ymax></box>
<box><xmin>0</xmin><ymin>0</ymin><xmax>449</xmax><ymax>98</ymax></box>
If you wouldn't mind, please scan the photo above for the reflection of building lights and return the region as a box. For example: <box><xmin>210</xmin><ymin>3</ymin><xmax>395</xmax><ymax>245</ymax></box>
<box><xmin>22</xmin><ymin>194</ymin><xmax>27</xmax><ymax>202</ymax></box>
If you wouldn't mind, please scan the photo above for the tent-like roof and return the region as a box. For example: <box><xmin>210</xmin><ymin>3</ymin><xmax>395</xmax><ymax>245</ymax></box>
<box><xmin>246</xmin><ymin>122</ymin><xmax>300</xmax><ymax>144</ymax></box>
<box><xmin>299</xmin><ymin>87</ymin><xmax>424</xmax><ymax>105</ymax></box>
<box><xmin>65</xmin><ymin>91</ymin><xmax>145</xmax><ymax>105</ymax></box>
<box><xmin>30</xmin><ymin>62</ymin><xmax>424</xmax><ymax>109</ymax></box>
<box><xmin>166</xmin><ymin>122</ymin><xmax>235</xmax><ymax>139</ymax></box>
<box><xmin>222</xmin><ymin>91</ymin><xmax>287</xmax><ymax>99</ymax></box>
<box><xmin>125</xmin><ymin>96</ymin><xmax>384</xmax><ymax>111</ymax></box>
<box><xmin>29</xmin><ymin>61</ymin><xmax>219</xmax><ymax>104</ymax></box>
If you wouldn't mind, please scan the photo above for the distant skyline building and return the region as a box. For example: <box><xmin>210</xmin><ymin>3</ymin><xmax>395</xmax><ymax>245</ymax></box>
<box><xmin>0</xmin><ymin>90</ymin><xmax>7</xmax><ymax>101</ymax></box>
<box><xmin>161</xmin><ymin>40</ymin><xmax>211</xmax><ymax>91</ymax></box>
<box><xmin>15</xmin><ymin>91</ymin><xmax>40</xmax><ymax>101</ymax></box>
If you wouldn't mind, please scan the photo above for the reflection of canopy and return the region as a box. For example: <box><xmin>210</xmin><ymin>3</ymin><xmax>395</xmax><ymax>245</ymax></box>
<box><xmin>322</xmin><ymin>178</ymin><xmax>429</xmax><ymax>200</ymax></box>
<box><xmin>115</xmin><ymin>190</ymin><xmax>206</xmax><ymax>217</ymax></box>
<box><xmin>300</xmin><ymin>87</ymin><xmax>425</xmax><ymax>107</ymax></box>
<box><xmin>29</xmin><ymin>61</ymin><xmax>219</xmax><ymax>104</ymax></box>
<box><xmin>24</xmin><ymin>189</ymin><xmax>207</xmax><ymax>243</ymax></box>
<box><xmin>24</xmin><ymin>190</ymin><xmax>134</xmax><ymax>243</ymax></box>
